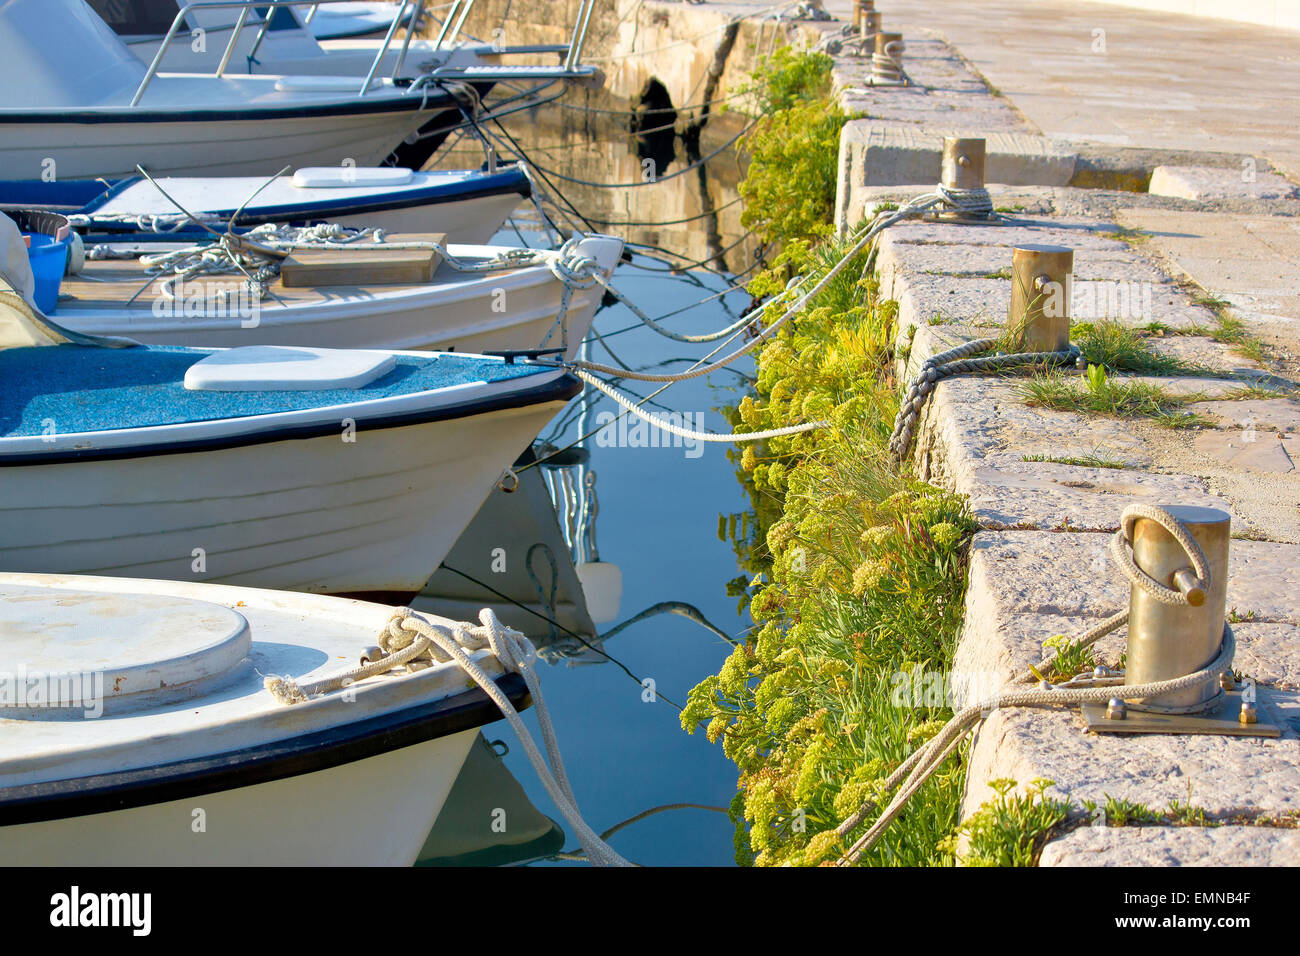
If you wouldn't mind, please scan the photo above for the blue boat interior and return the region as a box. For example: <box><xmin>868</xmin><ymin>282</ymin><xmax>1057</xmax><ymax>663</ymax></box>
<box><xmin>0</xmin><ymin>178</ymin><xmax>123</xmax><ymax>211</ymax></box>
<box><xmin>0</xmin><ymin>345</ymin><xmax>542</xmax><ymax>439</ymax></box>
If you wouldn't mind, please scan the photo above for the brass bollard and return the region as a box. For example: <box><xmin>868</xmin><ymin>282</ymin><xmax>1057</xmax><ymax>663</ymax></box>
<box><xmin>862</xmin><ymin>10</ymin><xmax>882</xmax><ymax>37</ymax></box>
<box><xmin>1008</xmin><ymin>245</ymin><xmax>1073</xmax><ymax>352</ymax></box>
<box><xmin>872</xmin><ymin>32</ymin><xmax>905</xmax><ymax>84</ymax></box>
<box><xmin>1125</xmin><ymin>505</ymin><xmax>1230</xmax><ymax>712</ymax></box>
<box><xmin>854</xmin><ymin>0</ymin><xmax>876</xmax><ymax>33</ymax></box>
<box><xmin>941</xmin><ymin>137</ymin><xmax>986</xmax><ymax>191</ymax></box>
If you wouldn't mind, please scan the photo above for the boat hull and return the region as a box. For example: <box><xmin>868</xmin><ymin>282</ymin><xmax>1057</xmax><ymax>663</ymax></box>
<box><xmin>0</xmin><ymin>729</ymin><xmax>478</xmax><ymax>866</ymax></box>
<box><xmin>57</xmin><ymin>271</ymin><xmax>601</xmax><ymax>356</ymax></box>
<box><xmin>55</xmin><ymin>236</ymin><xmax>624</xmax><ymax>358</ymax></box>
<box><xmin>0</xmin><ymin>398</ymin><xmax>571</xmax><ymax>594</ymax></box>
<box><xmin>0</xmin><ymin>104</ymin><xmax>433</xmax><ymax>180</ymax></box>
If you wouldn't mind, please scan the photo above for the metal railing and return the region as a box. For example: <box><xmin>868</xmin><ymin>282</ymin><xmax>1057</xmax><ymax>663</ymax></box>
<box><xmin>129</xmin><ymin>0</ymin><xmax>598</xmax><ymax>107</ymax></box>
<box><xmin>130</xmin><ymin>0</ymin><xmax>437</xmax><ymax>106</ymax></box>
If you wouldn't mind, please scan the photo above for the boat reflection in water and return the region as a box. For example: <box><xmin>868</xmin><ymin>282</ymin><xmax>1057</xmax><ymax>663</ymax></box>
<box><xmin>413</xmin><ymin>443</ymin><xmax>606</xmax><ymax>645</ymax></box>
<box><xmin>416</xmin><ymin>732</ymin><xmax>564</xmax><ymax>868</ymax></box>
<box><xmin>415</xmin><ymin>378</ymin><xmax>739</xmax><ymax>864</ymax></box>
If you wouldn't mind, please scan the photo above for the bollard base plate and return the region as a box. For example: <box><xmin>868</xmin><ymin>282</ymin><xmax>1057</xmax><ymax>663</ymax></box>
<box><xmin>1081</xmin><ymin>690</ymin><xmax>1280</xmax><ymax>737</ymax></box>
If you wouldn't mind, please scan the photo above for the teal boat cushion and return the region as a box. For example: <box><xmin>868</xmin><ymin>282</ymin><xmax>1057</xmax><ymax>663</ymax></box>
<box><xmin>0</xmin><ymin>345</ymin><xmax>542</xmax><ymax>438</ymax></box>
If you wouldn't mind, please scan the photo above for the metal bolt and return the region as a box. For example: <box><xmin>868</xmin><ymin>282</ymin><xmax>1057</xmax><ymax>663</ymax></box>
<box><xmin>1220</xmin><ymin>671</ymin><xmax>1235</xmax><ymax>692</ymax></box>
<box><xmin>941</xmin><ymin>137</ymin><xmax>986</xmax><ymax>192</ymax></box>
<box><xmin>1106</xmin><ymin>698</ymin><xmax>1127</xmax><ymax>720</ymax></box>
<box><xmin>1240</xmin><ymin>700</ymin><xmax>1258</xmax><ymax>725</ymax></box>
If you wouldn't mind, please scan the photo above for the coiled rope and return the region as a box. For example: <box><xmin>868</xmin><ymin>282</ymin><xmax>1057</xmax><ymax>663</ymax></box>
<box><xmin>265</xmin><ymin>606</ymin><xmax>633</xmax><ymax>867</ymax></box>
<box><xmin>870</xmin><ymin>37</ymin><xmax>909</xmax><ymax>85</ymax></box>
<box><xmin>832</xmin><ymin>504</ymin><xmax>1233</xmax><ymax>865</ymax></box>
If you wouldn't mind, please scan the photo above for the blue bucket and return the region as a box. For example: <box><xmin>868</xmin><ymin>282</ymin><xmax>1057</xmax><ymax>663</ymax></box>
<box><xmin>23</xmin><ymin>232</ymin><xmax>70</xmax><ymax>315</ymax></box>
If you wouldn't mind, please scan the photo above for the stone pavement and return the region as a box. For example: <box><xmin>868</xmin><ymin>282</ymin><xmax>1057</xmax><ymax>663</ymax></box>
<box><xmin>877</xmin><ymin>198</ymin><xmax>1300</xmax><ymax>863</ymax></box>
<box><xmin>820</xmin><ymin>0</ymin><xmax>1300</xmax><ymax>178</ymax></box>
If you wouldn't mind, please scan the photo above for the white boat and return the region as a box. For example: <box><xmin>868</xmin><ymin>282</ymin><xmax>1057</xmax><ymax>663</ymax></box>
<box><xmin>0</xmin><ymin>572</ymin><xmax>529</xmax><ymax>865</ymax></box>
<box><xmin>300</xmin><ymin>1</ymin><xmax>417</xmax><ymax>39</ymax></box>
<box><xmin>0</xmin><ymin>0</ymin><xmax>463</xmax><ymax>179</ymax></box>
<box><xmin>0</xmin><ymin>221</ymin><xmax>581</xmax><ymax>596</ymax></box>
<box><xmin>1</xmin><ymin>165</ymin><xmax>533</xmax><ymax>245</ymax></box>
<box><xmin>52</xmin><ymin>232</ymin><xmax>622</xmax><ymax>357</ymax></box>
<box><xmin>77</xmin><ymin>0</ymin><xmax>604</xmax><ymax>169</ymax></box>
<box><xmin>93</xmin><ymin>0</ymin><xmax>600</xmax><ymax>85</ymax></box>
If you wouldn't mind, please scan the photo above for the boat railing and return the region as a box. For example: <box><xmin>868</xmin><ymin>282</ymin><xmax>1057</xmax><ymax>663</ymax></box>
<box><xmin>130</xmin><ymin>0</ymin><xmax>599</xmax><ymax>107</ymax></box>
<box><xmin>131</xmin><ymin>0</ymin><xmax>437</xmax><ymax>106</ymax></box>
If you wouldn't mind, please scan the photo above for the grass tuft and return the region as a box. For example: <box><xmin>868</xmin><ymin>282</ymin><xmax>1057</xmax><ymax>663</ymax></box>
<box><xmin>1017</xmin><ymin>364</ymin><xmax>1210</xmax><ymax>428</ymax></box>
<box><xmin>953</xmin><ymin>779</ymin><xmax>1072</xmax><ymax>866</ymax></box>
<box><xmin>1071</xmin><ymin>319</ymin><xmax>1197</xmax><ymax>375</ymax></box>
<box><xmin>1022</xmin><ymin>451</ymin><xmax>1131</xmax><ymax>470</ymax></box>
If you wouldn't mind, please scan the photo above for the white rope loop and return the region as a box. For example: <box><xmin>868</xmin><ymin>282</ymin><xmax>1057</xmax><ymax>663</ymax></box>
<box><xmin>1110</xmin><ymin>503</ymin><xmax>1212</xmax><ymax>606</ymax></box>
<box><xmin>574</xmin><ymin>367</ymin><xmax>826</xmax><ymax>443</ymax></box>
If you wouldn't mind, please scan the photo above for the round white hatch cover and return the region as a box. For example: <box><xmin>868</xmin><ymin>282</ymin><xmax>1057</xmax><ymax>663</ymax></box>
<box><xmin>0</xmin><ymin>585</ymin><xmax>250</xmax><ymax>714</ymax></box>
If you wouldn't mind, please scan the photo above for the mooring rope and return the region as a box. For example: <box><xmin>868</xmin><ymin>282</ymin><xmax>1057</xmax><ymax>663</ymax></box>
<box><xmin>831</xmin><ymin>504</ymin><xmax>1233</xmax><ymax>865</ymax></box>
<box><xmin>266</xmin><ymin>606</ymin><xmax>633</xmax><ymax>867</ymax></box>
<box><xmin>570</xmin><ymin>193</ymin><xmax>947</xmax><ymax>385</ymax></box>
<box><xmin>888</xmin><ymin>337</ymin><xmax>1081</xmax><ymax>463</ymax></box>
<box><xmin>573</xmin><ymin>367</ymin><xmax>826</xmax><ymax>442</ymax></box>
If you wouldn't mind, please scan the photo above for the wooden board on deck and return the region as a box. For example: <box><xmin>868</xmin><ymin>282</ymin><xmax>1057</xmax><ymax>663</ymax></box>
<box><xmin>279</xmin><ymin>232</ymin><xmax>446</xmax><ymax>288</ymax></box>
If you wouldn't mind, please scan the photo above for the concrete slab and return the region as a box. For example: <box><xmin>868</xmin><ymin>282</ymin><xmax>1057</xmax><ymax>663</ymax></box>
<box><xmin>1193</xmin><ymin>431</ymin><xmax>1297</xmax><ymax>474</ymax></box>
<box><xmin>1187</xmin><ymin>398</ymin><xmax>1300</xmax><ymax>432</ymax></box>
<box><xmin>840</xmin><ymin>123</ymin><xmax>1077</xmax><ymax>189</ymax></box>
<box><xmin>823</xmin><ymin>0</ymin><xmax>1300</xmax><ymax>178</ymax></box>
<box><xmin>1116</xmin><ymin>209</ymin><xmax>1300</xmax><ymax>354</ymax></box>
<box><xmin>1039</xmin><ymin>826</ymin><xmax>1300</xmax><ymax>867</ymax></box>
<box><xmin>1149</xmin><ymin>165</ymin><xmax>1298</xmax><ymax>202</ymax></box>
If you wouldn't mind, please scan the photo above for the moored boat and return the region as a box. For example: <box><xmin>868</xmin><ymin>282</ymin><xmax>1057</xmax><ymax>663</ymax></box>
<box><xmin>0</xmin><ymin>219</ymin><xmax>581</xmax><ymax>597</ymax></box>
<box><xmin>0</xmin><ymin>572</ymin><xmax>527</xmax><ymax>865</ymax></box>
<box><xmin>0</xmin><ymin>165</ymin><xmax>533</xmax><ymax>245</ymax></box>
<box><xmin>51</xmin><ymin>232</ymin><xmax>622</xmax><ymax>357</ymax></box>
<box><xmin>0</xmin><ymin>0</ymin><xmax>458</xmax><ymax>179</ymax></box>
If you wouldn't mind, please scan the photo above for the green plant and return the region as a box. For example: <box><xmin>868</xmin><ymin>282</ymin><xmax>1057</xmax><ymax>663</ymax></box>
<box><xmin>1017</xmin><ymin>365</ymin><xmax>1209</xmax><ymax>428</ymax></box>
<box><xmin>738</xmin><ymin>48</ymin><xmax>850</xmax><ymax>246</ymax></box>
<box><xmin>1072</xmin><ymin>319</ymin><xmax>1196</xmax><ymax>375</ymax></box>
<box><xmin>953</xmin><ymin>778</ymin><xmax>1072</xmax><ymax>866</ymax></box>
<box><xmin>1033</xmin><ymin>634</ymin><xmax>1097</xmax><ymax>683</ymax></box>
<box><xmin>1102</xmin><ymin>794</ymin><xmax>1161</xmax><ymax>826</ymax></box>
<box><xmin>1205</xmin><ymin>315</ymin><xmax>1267</xmax><ymax>363</ymax></box>
<box><xmin>1022</xmin><ymin>451</ymin><xmax>1131</xmax><ymax>470</ymax></box>
<box><xmin>684</xmin><ymin>231</ymin><xmax>979</xmax><ymax>866</ymax></box>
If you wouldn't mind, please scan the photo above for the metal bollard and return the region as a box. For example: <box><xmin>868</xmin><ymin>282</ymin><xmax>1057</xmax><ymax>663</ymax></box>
<box><xmin>1125</xmin><ymin>505</ymin><xmax>1230</xmax><ymax>712</ymax></box>
<box><xmin>871</xmin><ymin>32</ymin><xmax>906</xmax><ymax>85</ymax></box>
<box><xmin>1008</xmin><ymin>244</ymin><xmax>1073</xmax><ymax>352</ymax></box>
<box><xmin>862</xmin><ymin>10</ymin><xmax>882</xmax><ymax>38</ymax></box>
<box><xmin>941</xmin><ymin>137</ymin><xmax>986</xmax><ymax>192</ymax></box>
<box><xmin>853</xmin><ymin>0</ymin><xmax>876</xmax><ymax>33</ymax></box>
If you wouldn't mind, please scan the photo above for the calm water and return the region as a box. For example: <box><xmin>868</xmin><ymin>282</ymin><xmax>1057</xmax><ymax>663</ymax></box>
<box><xmin>446</xmin><ymin>97</ymin><xmax>759</xmax><ymax>866</ymax></box>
